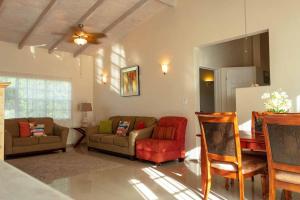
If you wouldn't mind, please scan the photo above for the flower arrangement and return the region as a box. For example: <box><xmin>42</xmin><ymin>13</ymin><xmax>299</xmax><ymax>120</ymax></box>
<box><xmin>261</xmin><ymin>90</ymin><xmax>292</xmax><ymax>113</ymax></box>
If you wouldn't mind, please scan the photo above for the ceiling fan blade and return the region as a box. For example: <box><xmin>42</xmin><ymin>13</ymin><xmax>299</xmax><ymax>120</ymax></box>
<box><xmin>86</xmin><ymin>37</ymin><xmax>100</xmax><ymax>44</ymax></box>
<box><xmin>70</xmin><ymin>26</ymin><xmax>80</xmax><ymax>31</ymax></box>
<box><xmin>89</xmin><ymin>41</ymin><xmax>101</xmax><ymax>44</ymax></box>
<box><xmin>86</xmin><ymin>32</ymin><xmax>106</xmax><ymax>38</ymax></box>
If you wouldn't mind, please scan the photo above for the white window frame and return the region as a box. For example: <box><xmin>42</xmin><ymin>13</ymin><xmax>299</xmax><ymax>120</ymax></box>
<box><xmin>0</xmin><ymin>72</ymin><xmax>73</xmax><ymax>120</ymax></box>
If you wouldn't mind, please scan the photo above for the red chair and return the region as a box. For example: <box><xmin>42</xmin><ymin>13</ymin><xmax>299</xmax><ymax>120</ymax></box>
<box><xmin>136</xmin><ymin>116</ymin><xmax>187</xmax><ymax>164</ymax></box>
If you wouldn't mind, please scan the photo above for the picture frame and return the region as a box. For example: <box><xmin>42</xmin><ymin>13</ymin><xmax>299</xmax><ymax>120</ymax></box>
<box><xmin>120</xmin><ymin>65</ymin><xmax>140</xmax><ymax>97</ymax></box>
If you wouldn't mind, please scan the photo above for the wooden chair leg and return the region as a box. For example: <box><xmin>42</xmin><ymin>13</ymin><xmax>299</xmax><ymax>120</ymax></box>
<box><xmin>225</xmin><ymin>178</ymin><xmax>229</xmax><ymax>190</ymax></box>
<box><xmin>203</xmin><ymin>163</ymin><xmax>211</xmax><ymax>200</ymax></box>
<box><xmin>284</xmin><ymin>190</ymin><xmax>291</xmax><ymax>200</ymax></box>
<box><xmin>261</xmin><ymin>174</ymin><xmax>267</xmax><ymax>199</ymax></box>
<box><xmin>269</xmin><ymin>177</ymin><xmax>276</xmax><ymax>200</ymax></box>
<box><xmin>238</xmin><ymin>171</ymin><xmax>245</xmax><ymax>200</ymax></box>
<box><xmin>230</xmin><ymin>178</ymin><xmax>234</xmax><ymax>187</ymax></box>
<box><xmin>204</xmin><ymin>176</ymin><xmax>211</xmax><ymax>200</ymax></box>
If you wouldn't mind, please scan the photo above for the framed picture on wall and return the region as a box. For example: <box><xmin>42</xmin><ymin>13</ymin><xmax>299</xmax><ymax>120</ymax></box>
<box><xmin>120</xmin><ymin>65</ymin><xmax>140</xmax><ymax>97</ymax></box>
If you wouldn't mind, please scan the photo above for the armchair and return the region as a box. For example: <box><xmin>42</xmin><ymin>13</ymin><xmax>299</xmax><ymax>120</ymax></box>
<box><xmin>136</xmin><ymin>116</ymin><xmax>187</xmax><ymax>165</ymax></box>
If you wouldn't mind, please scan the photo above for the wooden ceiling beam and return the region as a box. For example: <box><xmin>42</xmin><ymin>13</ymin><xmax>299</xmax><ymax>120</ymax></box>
<box><xmin>73</xmin><ymin>0</ymin><xmax>149</xmax><ymax>57</ymax></box>
<box><xmin>48</xmin><ymin>0</ymin><xmax>105</xmax><ymax>54</ymax></box>
<box><xmin>157</xmin><ymin>0</ymin><xmax>177</xmax><ymax>7</ymax></box>
<box><xmin>18</xmin><ymin>0</ymin><xmax>57</xmax><ymax>49</ymax></box>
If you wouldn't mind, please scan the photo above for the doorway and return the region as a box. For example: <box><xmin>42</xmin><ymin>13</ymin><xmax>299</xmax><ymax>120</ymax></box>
<box><xmin>199</xmin><ymin>68</ymin><xmax>215</xmax><ymax>112</ymax></box>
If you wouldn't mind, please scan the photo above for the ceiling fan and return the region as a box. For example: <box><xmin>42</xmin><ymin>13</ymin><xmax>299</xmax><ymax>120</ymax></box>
<box><xmin>67</xmin><ymin>24</ymin><xmax>106</xmax><ymax>46</ymax></box>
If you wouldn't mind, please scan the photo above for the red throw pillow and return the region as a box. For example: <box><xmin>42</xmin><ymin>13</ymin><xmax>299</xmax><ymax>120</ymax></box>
<box><xmin>19</xmin><ymin>122</ymin><xmax>31</xmax><ymax>137</ymax></box>
<box><xmin>152</xmin><ymin>126</ymin><xmax>176</xmax><ymax>140</ymax></box>
<box><xmin>135</xmin><ymin>122</ymin><xmax>145</xmax><ymax>130</ymax></box>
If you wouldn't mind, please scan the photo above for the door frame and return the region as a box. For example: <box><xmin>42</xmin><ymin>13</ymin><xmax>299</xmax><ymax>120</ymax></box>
<box><xmin>199</xmin><ymin>66</ymin><xmax>221</xmax><ymax>112</ymax></box>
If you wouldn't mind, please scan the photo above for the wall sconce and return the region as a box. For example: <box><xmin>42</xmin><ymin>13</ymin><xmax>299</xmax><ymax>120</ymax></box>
<box><xmin>161</xmin><ymin>63</ymin><xmax>168</xmax><ymax>75</ymax></box>
<box><xmin>102</xmin><ymin>74</ymin><xmax>107</xmax><ymax>84</ymax></box>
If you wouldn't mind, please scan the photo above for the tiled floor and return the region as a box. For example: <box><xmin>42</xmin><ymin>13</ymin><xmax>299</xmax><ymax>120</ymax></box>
<box><xmin>45</xmin><ymin>146</ymin><xmax>299</xmax><ymax>200</ymax></box>
<box><xmin>0</xmin><ymin>161</ymin><xmax>71</xmax><ymax>200</ymax></box>
<box><xmin>7</xmin><ymin>146</ymin><xmax>300</xmax><ymax>200</ymax></box>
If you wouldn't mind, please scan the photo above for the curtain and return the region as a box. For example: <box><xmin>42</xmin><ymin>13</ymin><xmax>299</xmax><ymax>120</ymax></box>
<box><xmin>0</xmin><ymin>75</ymin><xmax>72</xmax><ymax>119</ymax></box>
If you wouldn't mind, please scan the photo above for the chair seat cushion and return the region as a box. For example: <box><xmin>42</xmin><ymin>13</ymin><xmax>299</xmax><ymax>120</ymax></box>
<box><xmin>211</xmin><ymin>155</ymin><xmax>266</xmax><ymax>174</ymax></box>
<box><xmin>276</xmin><ymin>170</ymin><xmax>300</xmax><ymax>185</ymax></box>
<box><xmin>114</xmin><ymin>136</ymin><xmax>129</xmax><ymax>147</ymax></box>
<box><xmin>13</xmin><ymin>137</ymin><xmax>38</xmax><ymax>146</ymax></box>
<box><xmin>38</xmin><ymin>136</ymin><xmax>60</xmax><ymax>144</ymax></box>
<box><xmin>136</xmin><ymin>139</ymin><xmax>179</xmax><ymax>153</ymax></box>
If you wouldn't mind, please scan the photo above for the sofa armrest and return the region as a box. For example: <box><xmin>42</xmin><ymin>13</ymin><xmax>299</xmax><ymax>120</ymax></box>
<box><xmin>4</xmin><ymin>130</ymin><xmax>13</xmax><ymax>155</ymax></box>
<box><xmin>128</xmin><ymin>125</ymin><xmax>154</xmax><ymax>155</ymax></box>
<box><xmin>86</xmin><ymin>126</ymin><xmax>99</xmax><ymax>135</ymax></box>
<box><xmin>54</xmin><ymin>123</ymin><xmax>69</xmax><ymax>145</ymax></box>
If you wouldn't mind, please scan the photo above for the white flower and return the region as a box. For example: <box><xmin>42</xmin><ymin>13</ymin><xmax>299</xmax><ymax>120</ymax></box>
<box><xmin>261</xmin><ymin>93</ymin><xmax>270</xmax><ymax>99</ymax></box>
<box><xmin>262</xmin><ymin>89</ymin><xmax>292</xmax><ymax>113</ymax></box>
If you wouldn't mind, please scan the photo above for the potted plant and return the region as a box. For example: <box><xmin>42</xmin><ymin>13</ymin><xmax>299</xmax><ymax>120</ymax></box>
<box><xmin>261</xmin><ymin>90</ymin><xmax>292</xmax><ymax>113</ymax></box>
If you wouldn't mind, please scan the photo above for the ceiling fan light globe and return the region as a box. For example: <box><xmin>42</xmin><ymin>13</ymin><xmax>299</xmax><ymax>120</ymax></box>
<box><xmin>74</xmin><ymin>37</ymin><xmax>87</xmax><ymax>46</ymax></box>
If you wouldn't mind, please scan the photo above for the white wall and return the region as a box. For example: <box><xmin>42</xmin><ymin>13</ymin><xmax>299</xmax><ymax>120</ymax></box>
<box><xmin>0</xmin><ymin>41</ymin><xmax>94</xmax><ymax>144</ymax></box>
<box><xmin>94</xmin><ymin>0</ymin><xmax>300</xmax><ymax>159</ymax></box>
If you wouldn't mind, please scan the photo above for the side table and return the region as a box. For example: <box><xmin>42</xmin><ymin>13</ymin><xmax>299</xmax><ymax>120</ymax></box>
<box><xmin>72</xmin><ymin>127</ymin><xmax>87</xmax><ymax>147</ymax></box>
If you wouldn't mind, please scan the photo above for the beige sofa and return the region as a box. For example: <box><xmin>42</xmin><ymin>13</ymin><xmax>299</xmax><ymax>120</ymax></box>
<box><xmin>87</xmin><ymin>116</ymin><xmax>156</xmax><ymax>158</ymax></box>
<box><xmin>5</xmin><ymin>117</ymin><xmax>69</xmax><ymax>158</ymax></box>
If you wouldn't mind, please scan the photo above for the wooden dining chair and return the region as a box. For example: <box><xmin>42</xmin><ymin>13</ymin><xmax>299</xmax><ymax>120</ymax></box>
<box><xmin>196</xmin><ymin>112</ymin><xmax>267</xmax><ymax>200</ymax></box>
<box><xmin>251</xmin><ymin>111</ymin><xmax>265</xmax><ymax>141</ymax></box>
<box><xmin>263</xmin><ymin>114</ymin><xmax>300</xmax><ymax>200</ymax></box>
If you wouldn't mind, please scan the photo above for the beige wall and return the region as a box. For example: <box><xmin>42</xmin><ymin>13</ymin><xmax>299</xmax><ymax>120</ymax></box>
<box><xmin>94</xmin><ymin>0</ymin><xmax>300</xmax><ymax>159</ymax></box>
<box><xmin>200</xmin><ymin>37</ymin><xmax>254</xmax><ymax>68</ymax></box>
<box><xmin>0</xmin><ymin>41</ymin><xmax>94</xmax><ymax>144</ymax></box>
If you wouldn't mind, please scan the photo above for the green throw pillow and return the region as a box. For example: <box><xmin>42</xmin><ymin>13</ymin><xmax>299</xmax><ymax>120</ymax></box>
<box><xmin>99</xmin><ymin>120</ymin><xmax>113</xmax><ymax>134</ymax></box>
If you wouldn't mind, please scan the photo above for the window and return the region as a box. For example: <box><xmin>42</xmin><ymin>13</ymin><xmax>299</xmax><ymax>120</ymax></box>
<box><xmin>0</xmin><ymin>75</ymin><xmax>72</xmax><ymax>119</ymax></box>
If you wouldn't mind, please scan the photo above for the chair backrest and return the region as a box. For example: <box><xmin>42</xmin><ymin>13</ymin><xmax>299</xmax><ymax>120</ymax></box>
<box><xmin>251</xmin><ymin>111</ymin><xmax>264</xmax><ymax>139</ymax></box>
<box><xmin>263</xmin><ymin>114</ymin><xmax>300</xmax><ymax>173</ymax></box>
<box><xmin>196</xmin><ymin>112</ymin><xmax>241</xmax><ymax>164</ymax></box>
<box><xmin>157</xmin><ymin>116</ymin><xmax>187</xmax><ymax>143</ymax></box>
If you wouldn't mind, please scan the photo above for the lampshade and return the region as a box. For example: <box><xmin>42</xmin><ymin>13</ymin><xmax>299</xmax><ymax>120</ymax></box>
<box><xmin>79</xmin><ymin>103</ymin><xmax>92</xmax><ymax>112</ymax></box>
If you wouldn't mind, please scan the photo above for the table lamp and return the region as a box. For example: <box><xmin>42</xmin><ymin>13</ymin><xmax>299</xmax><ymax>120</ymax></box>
<box><xmin>79</xmin><ymin>103</ymin><xmax>92</xmax><ymax>127</ymax></box>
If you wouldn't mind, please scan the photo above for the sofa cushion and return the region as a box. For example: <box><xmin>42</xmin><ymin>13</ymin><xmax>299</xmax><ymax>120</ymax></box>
<box><xmin>109</xmin><ymin>116</ymin><xmax>121</xmax><ymax>134</ymax></box>
<box><xmin>5</xmin><ymin>118</ymin><xmax>28</xmax><ymax>137</ymax></box>
<box><xmin>101</xmin><ymin>135</ymin><xmax>114</xmax><ymax>145</ymax></box>
<box><xmin>39</xmin><ymin>136</ymin><xmax>61</xmax><ymax>144</ymax></box>
<box><xmin>13</xmin><ymin>137</ymin><xmax>39</xmax><ymax>146</ymax></box>
<box><xmin>99</xmin><ymin>120</ymin><xmax>113</xmax><ymax>134</ymax></box>
<box><xmin>135</xmin><ymin>121</ymin><xmax>145</xmax><ymax>130</ymax></box>
<box><xmin>19</xmin><ymin>121</ymin><xmax>31</xmax><ymax>137</ymax></box>
<box><xmin>134</xmin><ymin>117</ymin><xmax>156</xmax><ymax>129</ymax></box>
<box><xmin>120</xmin><ymin>116</ymin><xmax>136</xmax><ymax>134</ymax></box>
<box><xmin>114</xmin><ymin>136</ymin><xmax>129</xmax><ymax>147</ymax></box>
<box><xmin>136</xmin><ymin>139</ymin><xmax>179</xmax><ymax>153</ymax></box>
<box><xmin>89</xmin><ymin>134</ymin><xmax>102</xmax><ymax>143</ymax></box>
<box><xmin>28</xmin><ymin>118</ymin><xmax>54</xmax><ymax>135</ymax></box>
<box><xmin>116</xmin><ymin>121</ymin><xmax>130</xmax><ymax>136</ymax></box>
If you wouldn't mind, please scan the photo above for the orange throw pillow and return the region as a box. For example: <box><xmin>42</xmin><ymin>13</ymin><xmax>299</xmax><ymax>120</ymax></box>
<box><xmin>152</xmin><ymin>126</ymin><xmax>176</xmax><ymax>140</ymax></box>
<box><xmin>19</xmin><ymin>122</ymin><xmax>31</xmax><ymax>137</ymax></box>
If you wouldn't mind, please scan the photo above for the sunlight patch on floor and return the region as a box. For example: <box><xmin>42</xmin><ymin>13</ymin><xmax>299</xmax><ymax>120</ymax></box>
<box><xmin>142</xmin><ymin>167</ymin><xmax>202</xmax><ymax>200</ymax></box>
<box><xmin>129</xmin><ymin>179</ymin><xmax>158</xmax><ymax>200</ymax></box>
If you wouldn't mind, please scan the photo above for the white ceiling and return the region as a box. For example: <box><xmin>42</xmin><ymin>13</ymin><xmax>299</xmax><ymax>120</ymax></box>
<box><xmin>0</xmin><ymin>0</ymin><xmax>170</xmax><ymax>56</ymax></box>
